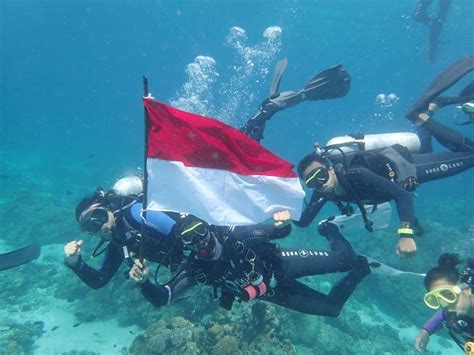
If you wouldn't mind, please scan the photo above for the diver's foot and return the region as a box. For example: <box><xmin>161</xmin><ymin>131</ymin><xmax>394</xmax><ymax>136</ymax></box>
<box><xmin>369</xmin><ymin>261</ymin><xmax>381</xmax><ymax>268</ymax></box>
<box><xmin>456</xmin><ymin>102</ymin><xmax>474</xmax><ymax>125</ymax></box>
<box><xmin>461</xmin><ymin>102</ymin><xmax>474</xmax><ymax>114</ymax></box>
<box><xmin>358</xmin><ymin>255</ymin><xmax>382</xmax><ymax>271</ymax></box>
<box><xmin>355</xmin><ymin>256</ymin><xmax>373</xmax><ymax>275</ymax></box>
<box><xmin>317</xmin><ymin>217</ymin><xmax>340</xmax><ymax>237</ymax></box>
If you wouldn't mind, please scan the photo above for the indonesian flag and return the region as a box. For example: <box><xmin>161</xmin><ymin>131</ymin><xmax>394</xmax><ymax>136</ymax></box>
<box><xmin>143</xmin><ymin>98</ymin><xmax>305</xmax><ymax>226</ymax></box>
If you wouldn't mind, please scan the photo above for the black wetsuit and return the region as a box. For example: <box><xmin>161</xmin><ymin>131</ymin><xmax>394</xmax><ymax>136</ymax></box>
<box><xmin>139</xmin><ymin>222</ymin><xmax>370</xmax><ymax>317</ymax></box>
<box><xmin>67</xmin><ymin>203</ymin><xmax>183</xmax><ymax>289</ymax></box>
<box><xmin>295</xmin><ymin>118</ymin><xmax>474</xmax><ymax>228</ymax></box>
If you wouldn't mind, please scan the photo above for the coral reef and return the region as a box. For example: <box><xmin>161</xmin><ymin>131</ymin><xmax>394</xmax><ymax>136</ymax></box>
<box><xmin>129</xmin><ymin>302</ymin><xmax>295</xmax><ymax>355</ymax></box>
<box><xmin>0</xmin><ymin>320</ymin><xmax>44</xmax><ymax>354</ymax></box>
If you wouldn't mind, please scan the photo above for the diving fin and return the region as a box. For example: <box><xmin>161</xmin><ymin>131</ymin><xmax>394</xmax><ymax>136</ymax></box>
<box><xmin>0</xmin><ymin>244</ymin><xmax>41</xmax><ymax>271</ymax></box>
<box><xmin>431</xmin><ymin>81</ymin><xmax>474</xmax><ymax>108</ymax></box>
<box><xmin>406</xmin><ymin>56</ymin><xmax>474</xmax><ymax>120</ymax></box>
<box><xmin>322</xmin><ymin>202</ymin><xmax>392</xmax><ymax>233</ymax></box>
<box><xmin>459</xmin><ymin>81</ymin><xmax>474</xmax><ymax>97</ymax></box>
<box><xmin>269</xmin><ymin>57</ymin><xmax>288</xmax><ymax>96</ymax></box>
<box><xmin>302</xmin><ymin>64</ymin><xmax>351</xmax><ymax>100</ymax></box>
<box><xmin>362</xmin><ymin>255</ymin><xmax>426</xmax><ymax>277</ymax></box>
<box><xmin>241</xmin><ymin>63</ymin><xmax>351</xmax><ymax>142</ymax></box>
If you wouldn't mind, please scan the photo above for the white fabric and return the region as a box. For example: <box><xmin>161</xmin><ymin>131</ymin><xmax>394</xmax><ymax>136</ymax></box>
<box><xmin>146</xmin><ymin>159</ymin><xmax>305</xmax><ymax>226</ymax></box>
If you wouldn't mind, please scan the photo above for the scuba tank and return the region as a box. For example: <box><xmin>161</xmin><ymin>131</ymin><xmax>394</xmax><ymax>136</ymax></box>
<box><xmin>112</xmin><ymin>176</ymin><xmax>143</xmax><ymax>196</ymax></box>
<box><xmin>324</xmin><ymin>132</ymin><xmax>421</xmax><ymax>158</ymax></box>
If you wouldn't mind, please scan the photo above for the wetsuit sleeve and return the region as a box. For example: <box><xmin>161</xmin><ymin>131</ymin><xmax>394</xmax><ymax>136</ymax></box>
<box><xmin>139</xmin><ymin>265</ymin><xmax>197</xmax><ymax>308</ymax></box>
<box><xmin>139</xmin><ymin>281</ymin><xmax>171</xmax><ymax>307</ymax></box>
<box><xmin>67</xmin><ymin>243</ymin><xmax>124</xmax><ymax>289</ymax></box>
<box><xmin>229</xmin><ymin>223</ymin><xmax>292</xmax><ymax>241</ymax></box>
<box><xmin>292</xmin><ymin>191</ymin><xmax>327</xmax><ymax>228</ymax></box>
<box><xmin>422</xmin><ymin>310</ymin><xmax>445</xmax><ymax>335</ymax></box>
<box><xmin>350</xmin><ymin>168</ymin><xmax>415</xmax><ymax>224</ymax></box>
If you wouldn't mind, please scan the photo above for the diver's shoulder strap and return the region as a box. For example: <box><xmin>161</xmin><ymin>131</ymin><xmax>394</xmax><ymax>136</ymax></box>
<box><xmin>334</xmin><ymin>165</ymin><xmax>373</xmax><ymax>232</ymax></box>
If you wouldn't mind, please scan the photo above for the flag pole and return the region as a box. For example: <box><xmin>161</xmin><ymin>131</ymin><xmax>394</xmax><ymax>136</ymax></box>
<box><xmin>139</xmin><ymin>76</ymin><xmax>150</xmax><ymax>262</ymax></box>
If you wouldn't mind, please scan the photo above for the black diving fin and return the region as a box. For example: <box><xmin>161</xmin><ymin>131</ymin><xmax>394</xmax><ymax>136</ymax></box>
<box><xmin>459</xmin><ymin>80</ymin><xmax>474</xmax><ymax>97</ymax></box>
<box><xmin>406</xmin><ymin>56</ymin><xmax>474</xmax><ymax>120</ymax></box>
<box><xmin>269</xmin><ymin>57</ymin><xmax>288</xmax><ymax>96</ymax></box>
<box><xmin>0</xmin><ymin>244</ymin><xmax>41</xmax><ymax>271</ymax></box>
<box><xmin>241</xmin><ymin>61</ymin><xmax>351</xmax><ymax>142</ymax></box>
<box><xmin>302</xmin><ymin>64</ymin><xmax>351</xmax><ymax>100</ymax></box>
<box><xmin>430</xmin><ymin>80</ymin><xmax>474</xmax><ymax>108</ymax></box>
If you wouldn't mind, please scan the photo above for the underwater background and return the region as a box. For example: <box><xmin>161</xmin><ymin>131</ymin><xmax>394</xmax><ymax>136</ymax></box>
<box><xmin>1</xmin><ymin>0</ymin><xmax>473</xmax><ymax>354</ymax></box>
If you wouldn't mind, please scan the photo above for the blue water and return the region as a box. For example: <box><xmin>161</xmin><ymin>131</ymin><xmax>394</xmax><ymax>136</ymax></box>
<box><xmin>1</xmin><ymin>1</ymin><xmax>473</xmax><ymax>354</ymax></box>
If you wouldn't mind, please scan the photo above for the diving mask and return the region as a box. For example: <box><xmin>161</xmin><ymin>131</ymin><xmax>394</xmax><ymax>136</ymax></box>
<box><xmin>424</xmin><ymin>283</ymin><xmax>469</xmax><ymax>310</ymax></box>
<box><xmin>79</xmin><ymin>204</ymin><xmax>116</xmax><ymax>238</ymax></box>
<box><xmin>179</xmin><ymin>219</ymin><xmax>215</xmax><ymax>258</ymax></box>
<box><xmin>304</xmin><ymin>166</ymin><xmax>330</xmax><ymax>189</ymax></box>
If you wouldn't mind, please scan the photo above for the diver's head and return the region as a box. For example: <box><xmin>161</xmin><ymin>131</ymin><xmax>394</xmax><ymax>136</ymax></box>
<box><xmin>297</xmin><ymin>152</ymin><xmax>337</xmax><ymax>193</ymax></box>
<box><xmin>75</xmin><ymin>190</ymin><xmax>117</xmax><ymax>240</ymax></box>
<box><xmin>423</xmin><ymin>254</ymin><xmax>473</xmax><ymax>315</ymax></box>
<box><xmin>176</xmin><ymin>215</ymin><xmax>219</xmax><ymax>259</ymax></box>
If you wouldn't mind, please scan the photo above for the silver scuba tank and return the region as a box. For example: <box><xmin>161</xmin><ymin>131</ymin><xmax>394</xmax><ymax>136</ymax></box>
<box><xmin>324</xmin><ymin>132</ymin><xmax>421</xmax><ymax>157</ymax></box>
<box><xmin>112</xmin><ymin>176</ymin><xmax>143</xmax><ymax>196</ymax></box>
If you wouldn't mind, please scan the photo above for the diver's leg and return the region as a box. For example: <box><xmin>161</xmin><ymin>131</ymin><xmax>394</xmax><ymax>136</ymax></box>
<box><xmin>278</xmin><ymin>223</ymin><xmax>358</xmax><ymax>279</ymax></box>
<box><xmin>414</xmin><ymin>151</ymin><xmax>474</xmax><ymax>183</ymax></box>
<box><xmin>420</xmin><ymin>119</ymin><xmax>474</xmax><ymax>152</ymax></box>
<box><xmin>240</xmin><ymin>99</ymin><xmax>279</xmax><ymax>143</ymax></box>
<box><xmin>417</xmin><ymin>126</ymin><xmax>434</xmax><ymax>153</ymax></box>
<box><xmin>427</xmin><ymin>0</ymin><xmax>450</xmax><ymax>63</ymax></box>
<box><xmin>240</xmin><ymin>90</ymin><xmax>303</xmax><ymax>142</ymax></box>
<box><xmin>264</xmin><ymin>264</ymin><xmax>370</xmax><ymax>317</ymax></box>
<box><xmin>437</xmin><ymin>0</ymin><xmax>451</xmax><ymax>22</ymax></box>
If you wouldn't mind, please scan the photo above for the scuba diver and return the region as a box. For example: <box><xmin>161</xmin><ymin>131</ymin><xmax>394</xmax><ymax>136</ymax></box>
<box><xmin>65</xmin><ymin>176</ymin><xmax>296</xmax><ymax>289</ymax></box>
<box><xmin>64</xmin><ymin>176</ymin><xmax>185</xmax><ymax>289</ymax></box>
<box><xmin>295</xmin><ymin>56</ymin><xmax>474</xmax><ymax>258</ymax></box>
<box><xmin>129</xmin><ymin>215</ymin><xmax>374</xmax><ymax>317</ymax></box>
<box><xmin>414</xmin><ymin>254</ymin><xmax>474</xmax><ymax>353</ymax></box>
<box><xmin>411</xmin><ymin>0</ymin><xmax>451</xmax><ymax>64</ymax></box>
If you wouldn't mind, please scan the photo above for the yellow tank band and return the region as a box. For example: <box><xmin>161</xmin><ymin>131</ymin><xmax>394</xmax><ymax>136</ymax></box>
<box><xmin>465</xmin><ymin>341</ymin><xmax>474</xmax><ymax>355</ymax></box>
<box><xmin>398</xmin><ymin>228</ymin><xmax>414</xmax><ymax>235</ymax></box>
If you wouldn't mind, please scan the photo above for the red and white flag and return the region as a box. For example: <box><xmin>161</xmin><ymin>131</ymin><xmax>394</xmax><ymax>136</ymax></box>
<box><xmin>143</xmin><ymin>98</ymin><xmax>304</xmax><ymax>226</ymax></box>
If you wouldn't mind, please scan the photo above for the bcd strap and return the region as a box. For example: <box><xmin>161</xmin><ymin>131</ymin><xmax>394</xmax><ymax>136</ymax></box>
<box><xmin>334</xmin><ymin>165</ymin><xmax>374</xmax><ymax>232</ymax></box>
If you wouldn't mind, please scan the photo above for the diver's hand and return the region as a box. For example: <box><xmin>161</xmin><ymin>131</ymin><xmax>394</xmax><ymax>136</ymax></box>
<box><xmin>396</xmin><ymin>238</ymin><xmax>417</xmax><ymax>258</ymax></box>
<box><xmin>64</xmin><ymin>240</ymin><xmax>83</xmax><ymax>266</ymax></box>
<box><xmin>129</xmin><ymin>259</ymin><xmax>150</xmax><ymax>284</ymax></box>
<box><xmin>273</xmin><ymin>210</ymin><xmax>291</xmax><ymax>228</ymax></box>
<box><xmin>414</xmin><ymin>328</ymin><xmax>430</xmax><ymax>353</ymax></box>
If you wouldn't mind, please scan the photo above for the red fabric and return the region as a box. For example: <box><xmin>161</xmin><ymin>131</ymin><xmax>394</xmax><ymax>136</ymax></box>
<box><xmin>144</xmin><ymin>98</ymin><xmax>297</xmax><ymax>178</ymax></box>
